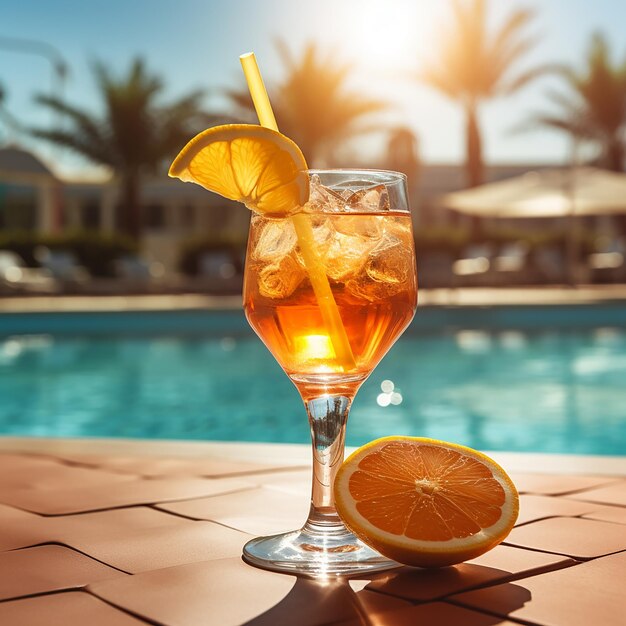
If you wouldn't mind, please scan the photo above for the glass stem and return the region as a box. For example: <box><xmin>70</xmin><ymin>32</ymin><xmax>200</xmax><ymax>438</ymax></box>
<box><xmin>303</xmin><ymin>394</ymin><xmax>352</xmax><ymax>532</ymax></box>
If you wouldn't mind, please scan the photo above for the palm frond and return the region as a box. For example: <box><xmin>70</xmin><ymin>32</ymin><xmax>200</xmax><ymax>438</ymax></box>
<box><xmin>419</xmin><ymin>64</ymin><xmax>462</xmax><ymax>99</ymax></box>
<box><xmin>264</xmin><ymin>41</ymin><xmax>387</xmax><ymax>163</ymax></box>
<box><xmin>539</xmin><ymin>31</ymin><xmax>626</xmax><ymax>148</ymax></box>
<box><xmin>419</xmin><ymin>0</ymin><xmax>542</xmax><ymax>101</ymax></box>
<box><xmin>34</xmin><ymin>94</ymin><xmax>106</xmax><ymax>149</ymax></box>
<box><xmin>31</xmin><ymin>127</ymin><xmax>116</xmax><ymax>165</ymax></box>
<box><xmin>498</xmin><ymin>63</ymin><xmax>555</xmax><ymax>96</ymax></box>
<box><xmin>490</xmin><ymin>8</ymin><xmax>536</xmax><ymax>60</ymax></box>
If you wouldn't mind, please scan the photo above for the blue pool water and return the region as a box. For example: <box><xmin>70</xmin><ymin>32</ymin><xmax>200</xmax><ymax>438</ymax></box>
<box><xmin>0</xmin><ymin>310</ymin><xmax>625</xmax><ymax>455</ymax></box>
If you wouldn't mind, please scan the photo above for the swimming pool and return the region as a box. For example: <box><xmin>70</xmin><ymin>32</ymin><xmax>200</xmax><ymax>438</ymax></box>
<box><xmin>1</xmin><ymin>305</ymin><xmax>625</xmax><ymax>455</ymax></box>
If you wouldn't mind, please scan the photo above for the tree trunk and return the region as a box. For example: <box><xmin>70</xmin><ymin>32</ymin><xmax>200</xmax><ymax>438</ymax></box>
<box><xmin>465</xmin><ymin>103</ymin><xmax>484</xmax><ymax>188</ymax></box>
<box><xmin>121</xmin><ymin>172</ymin><xmax>141</xmax><ymax>241</ymax></box>
<box><xmin>465</xmin><ymin>103</ymin><xmax>484</xmax><ymax>237</ymax></box>
<box><xmin>605</xmin><ymin>138</ymin><xmax>624</xmax><ymax>172</ymax></box>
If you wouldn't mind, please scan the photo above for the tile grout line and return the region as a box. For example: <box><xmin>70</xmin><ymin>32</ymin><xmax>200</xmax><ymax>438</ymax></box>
<box><xmin>500</xmin><ymin>542</ymin><xmax>626</xmax><ymax>562</ymax></box>
<box><xmin>0</xmin><ymin>587</ymin><xmax>88</xmax><ymax>606</ymax></box>
<box><xmin>560</xmin><ymin>497</ymin><xmax>626</xmax><ymax>509</ymax></box>
<box><xmin>0</xmin><ymin>484</ymin><xmax>261</xmax><ymax>517</ymax></box>
<box><xmin>3</xmin><ymin>542</ymin><xmax>134</xmax><ymax>575</ymax></box>
<box><xmin>0</xmin><ymin>451</ymin><xmax>309</xmax><ymax>479</ymax></box>
<box><xmin>12</xmin><ymin>452</ymin><xmax>309</xmax><ymax>478</ymax></box>
<box><xmin>146</xmin><ymin>504</ymin><xmax>256</xmax><ymax>535</ymax></box>
<box><xmin>444</xmin><ymin>597</ymin><xmax>545</xmax><ymax>626</ymax></box>
<box><xmin>84</xmin><ymin>589</ymin><xmax>162</xmax><ymax>626</ymax></box>
<box><xmin>357</xmin><ymin>558</ymin><xmax>579</xmax><ymax>606</ymax></box>
<box><xmin>515</xmin><ymin>511</ymin><xmax>626</xmax><ymax>528</ymax></box>
<box><xmin>515</xmin><ymin>477</ymin><xmax>626</xmax><ymax>497</ymax></box>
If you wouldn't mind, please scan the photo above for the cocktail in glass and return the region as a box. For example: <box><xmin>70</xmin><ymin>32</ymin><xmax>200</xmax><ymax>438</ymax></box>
<box><xmin>242</xmin><ymin>169</ymin><xmax>417</xmax><ymax>576</ymax></box>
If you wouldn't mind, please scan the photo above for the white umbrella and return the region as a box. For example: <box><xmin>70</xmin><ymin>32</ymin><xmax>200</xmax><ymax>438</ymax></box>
<box><xmin>440</xmin><ymin>167</ymin><xmax>626</xmax><ymax>218</ymax></box>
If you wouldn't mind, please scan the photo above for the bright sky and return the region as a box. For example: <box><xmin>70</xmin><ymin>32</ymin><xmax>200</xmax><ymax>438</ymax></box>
<box><xmin>2</xmin><ymin>0</ymin><xmax>626</xmax><ymax>175</ymax></box>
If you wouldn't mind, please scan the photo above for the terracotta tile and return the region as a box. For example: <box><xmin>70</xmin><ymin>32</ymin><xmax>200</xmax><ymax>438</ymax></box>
<box><xmin>0</xmin><ymin>452</ymin><xmax>131</xmax><ymax>482</ymax></box>
<box><xmin>581</xmin><ymin>505</ymin><xmax>626</xmax><ymax>525</ymax></box>
<box><xmin>451</xmin><ymin>550</ymin><xmax>626</xmax><ymax>626</ymax></box>
<box><xmin>0</xmin><ymin>453</ymin><xmax>65</xmax><ymax>472</ymax></box>
<box><xmin>0</xmin><ymin>506</ymin><xmax>189</xmax><ymax>552</ymax></box>
<box><xmin>0</xmin><ymin>452</ymin><xmax>59</xmax><ymax>475</ymax></box>
<box><xmin>0</xmin><ymin>503</ymin><xmax>46</xmax><ymax>551</ymax></box>
<box><xmin>156</xmin><ymin>486</ymin><xmax>310</xmax><ymax>535</ymax></box>
<box><xmin>336</xmin><ymin>601</ymin><xmax>520</xmax><ymax>626</ymax></box>
<box><xmin>69</xmin><ymin>520</ymin><xmax>250</xmax><ymax>573</ymax></box>
<box><xmin>0</xmin><ymin>476</ymin><xmax>253</xmax><ymax>514</ymax></box>
<box><xmin>0</xmin><ymin>460</ymin><xmax>135</xmax><ymax>491</ymax></box>
<box><xmin>252</xmin><ymin>469</ymin><xmax>311</xmax><ymax>495</ymax></box>
<box><xmin>0</xmin><ymin>545</ymin><xmax>124</xmax><ymax>601</ymax></box>
<box><xmin>505</xmin><ymin>516</ymin><xmax>626</xmax><ymax>559</ymax></box>
<box><xmin>81</xmin><ymin>457</ymin><xmax>270</xmax><ymax>477</ymax></box>
<box><xmin>509</xmin><ymin>472</ymin><xmax>620</xmax><ymax>495</ymax></box>
<box><xmin>0</xmin><ymin>591</ymin><xmax>148</xmax><ymax>625</ymax></box>
<box><xmin>515</xmin><ymin>494</ymin><xmax>605</xmax><ymax>525</ymax></box>
<box><xmin>365</xmin><ymin>544</ymin><xmax>571</xmax><ymax>602</ymax></box>
<box><xmin>0</xmin><ymin>519</ymin><xmax>49</xmax><ymax>552</ymax></box>
<box><xmin>136</xmin><ymin>458</ymin><xmax>293</xmax><ymax>478</ymax></box>
<box><xmin>54</xmin><ymin>506</ymin><xmax>191</xmax><ymax>534</ymax></box>
<box><xmin>346</xmin><ymin>588</ymin><xmax>413</xmax><ymax>621</ymax></box>
<box><xmin>53</xmin><ymin>454</ymin><xmax>295</xmax><ymax>478</ymax></box>
<box><xmin>91</xmin><ymin>557</ymin><xmax>407</xmax><ymax>626</ymax></box>
<box><xmin>90</xmin><ymin>557</ymin><xmax>296</xmax><ymax>626</ymax></box>
<box><xmin>565</xmin><ymin>480</ymin><xmax>626</xmax><ymax>506</ymax></box>
<box><xmin>0</xmin><ymin>502</ymin><xmax>39</xmax><ymax>524</ymax></box>
<box><xmin>43</xmin><ymin>453</ymin><xmax>141</xmax><ymax>471</ymax></box>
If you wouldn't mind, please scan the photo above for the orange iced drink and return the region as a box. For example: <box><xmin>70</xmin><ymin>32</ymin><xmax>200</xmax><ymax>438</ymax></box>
<box><xmin>244</xmin><ymin>185</ymin><xmax>416</xmax><ymax>388</ymax></box>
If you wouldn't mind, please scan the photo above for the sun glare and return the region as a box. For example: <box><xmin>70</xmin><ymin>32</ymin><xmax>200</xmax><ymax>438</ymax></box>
<box><xmin>324</xmin><ymin>0</ymin><xmax>442</xmax><ymax>74</ymax></box>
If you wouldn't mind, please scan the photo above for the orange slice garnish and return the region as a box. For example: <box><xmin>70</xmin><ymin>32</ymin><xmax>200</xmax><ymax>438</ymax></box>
<box><xmin>335</xmin><ymin>436</ymin><xmax>519</xmax><ymax>567</ymax></box>
<box><xmin>168</xmin><ymin>124</ymin><xmax>308</xmax><ymax>215</ymax></box>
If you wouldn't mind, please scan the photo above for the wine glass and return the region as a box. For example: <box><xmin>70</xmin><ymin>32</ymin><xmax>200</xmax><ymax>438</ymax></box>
<box><xmin>242</xmin><ymin>169</ymin><xmax>417</xmax><ymax>575</ymax></box>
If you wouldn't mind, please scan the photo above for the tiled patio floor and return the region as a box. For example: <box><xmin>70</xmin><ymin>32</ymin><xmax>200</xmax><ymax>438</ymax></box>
<box><xmin>0</xmin><ymin>439</ymin><xmax>624</xmax><ymax>626</ymax></box>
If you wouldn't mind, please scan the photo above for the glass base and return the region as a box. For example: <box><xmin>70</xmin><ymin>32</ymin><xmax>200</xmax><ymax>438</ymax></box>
<box><xmin>242</xmin><ymin>524</ymin><xmax>400</xmax><ymax>577</ymax></box>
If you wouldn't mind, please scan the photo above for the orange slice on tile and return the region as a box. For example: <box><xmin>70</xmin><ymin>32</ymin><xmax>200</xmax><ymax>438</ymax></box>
<box><xmin>168</xmin><ymin>124</ymin><xmax>308</xmax><ymax>215</ymax></box>
<box><xmin>334</xmin><ymin>437</ymin><xmax>519</xmax><ymax>567</ymax></box>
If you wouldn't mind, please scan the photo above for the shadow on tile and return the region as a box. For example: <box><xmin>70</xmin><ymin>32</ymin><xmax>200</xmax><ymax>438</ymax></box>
<box><xmin>370</xmin><ymin>564</ymin><xmax>492</xmax><ymax>599</ymax></box>
<box><xmin>451</xmin><ymin>580</ymin><xmax>536</xmax><ymax>618</ymax></box>
<box><xmin>241</xmin><ymin>574</ymin><xmax>531</xmax><ymax>626</ymax></box>
<box><xmin>242</xmin><ymin>577</ymin><xmax>402</xmax><ymax>626</ymax></box>
<box><xmin>365</xmin><ymin>562</ymin><xmax>536</xmax><ymax>603</ymax></box>
<box><xmin>448</xmin><ymin>581</ymin><xmax>533</xmax><ymax>624</ymax></box>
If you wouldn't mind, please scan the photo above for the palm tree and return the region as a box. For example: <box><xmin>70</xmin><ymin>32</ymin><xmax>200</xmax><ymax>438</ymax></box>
<box><xmin>228</xmin><ymin>41</ymin><xmax>387</xmax><ymax>166</ymax></box>
<box><xmin>32</xmin><ymin>58</ymin><xmax>212</xmax><ymax>240</ymax></box>
<box><xmin>0</xmin><ymin>83</ymin><xmax>23</xmax><ymax>142</ymax></box>
<box><xmin>420</xmin><ymin>0</ymin><xmax>545</xmax><ymax>187</ymax></box>
<box><xmin>528</xmin><ymin>33</ymin><xmax>626</xmax><ymax>172</ymax></box>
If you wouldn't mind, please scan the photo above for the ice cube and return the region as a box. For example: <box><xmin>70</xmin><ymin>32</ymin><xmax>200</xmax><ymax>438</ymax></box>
<box><xmin>339</xmin><ymin>188</ymin><xmax>354</xmax><ymax>200</ymax></box>
<box><xmin>258</xmin><ymin>254</ymin><xmax>305</xmax><ymax>299</ymax></box>
<box><xmin>294</xmin><ymin>216</ymin><xmax>335</xmax><ymax>270</ymax></box>
<box><xmin>306</xmin><ymin>174</ymin><xmax>346</xmax><ymax>212</ymax></box>
<box><xmin>253</xmin><ymin>220</ymin><xmax>297</xmax><ymax>262</ymax></box>
<box><xmin>346</xmin><ymin>184</ymin><xmax>390</xmax><ymax>212</ymax></box>
<box><xmin>334</xmin><ymin>214</ymin><xmax>384</xmax><ymax>240</ymax></box>
<box><xmin>384</xmin><ymin>215</ymin><xmax>412</xmax><ymax>240</ymax></box>
<box><xmin>367</xmin><ymin>236</ymin><xmax>412</xmax><ymax>284</ymax></box>
<box><xmin>346</xmin><ymin>236</ymin><xmax>414</xmax><ymax>301</ymax></box>
<box><xmin>311</xmin><ymin>217</ymin><xmax>334</xmax><ymax>247</ymax></box>
<box><xmin>323</xmin><ymin>231</ymin><xmax>376</xmax><ymax>281</ymax></box>
<box><xmin>334</xmin><ymin>180</ymin><xmax>381</xmax><ymax>193</ymax></box>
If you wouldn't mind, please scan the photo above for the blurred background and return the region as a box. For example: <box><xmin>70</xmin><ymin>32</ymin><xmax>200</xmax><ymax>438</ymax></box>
<box><xmin>1</xmin><ymin>0</ymin><xmax>626</xmax><ymax>292</ymax></box>
<box><xmin>1</xmin><ymin>0</ymin><xmax>625</xmax><ymax>454</ymax></box>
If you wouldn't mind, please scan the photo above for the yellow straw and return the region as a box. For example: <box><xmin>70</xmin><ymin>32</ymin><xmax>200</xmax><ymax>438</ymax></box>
<box><xmin>239</xmin><ymin>52</ymin><xmax>356</xmax><ymax>371</ymax></box>
<box><xmin>240</xmin><ymin>53</ymin><xmax>278</xmax><ymax>132</ymax></box>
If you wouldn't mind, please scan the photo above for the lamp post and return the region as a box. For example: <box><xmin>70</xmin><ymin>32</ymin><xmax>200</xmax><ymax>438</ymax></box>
<box><xmin>0</xmin><ymin>36</ymin><xmax>69</xmax><ymax>234</ymax></box>
<box><xmin>0</xmin><ymin>35</ymin><xmax>68</xmax><ymax>153</ymax></box>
